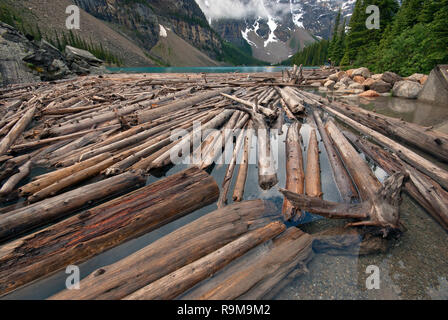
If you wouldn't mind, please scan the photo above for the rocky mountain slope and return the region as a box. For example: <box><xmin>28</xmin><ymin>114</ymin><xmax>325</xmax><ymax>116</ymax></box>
<box><xmin>196</xmin><ymin>0</ymin><xmax>356</xmax><ymax>64</ymax></box>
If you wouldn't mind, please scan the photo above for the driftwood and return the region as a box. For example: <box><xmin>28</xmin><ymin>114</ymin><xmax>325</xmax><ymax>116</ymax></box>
<box><xmin>276</xmin><ymin>87</ymin><xmax>305</xmax><ymax>114</ymax></box>
<box><xmin>232</xmin><ymin>121</ymin><xmax>252</xmax><ymax>202</ymax></box>
<box><xmin>0</xmin><ymin>167</ymin><xmax>218</xmax><ymax>296</ymax></box>
<box><xmin>305</xmin><ymin>129</ymin><xmax>322</xmax><ymax>199</ymax></box>
<box><xmin>181</xmin><ymin>227</ymin><xmax>313</xmax><ymax>300</ymax></box>
<box><xmin>282</xmin><ymin>122</ymin><xmax>304</xmax><ymax>220</ymax></box>
<box><xmin>123</xmin><ymin>222</ymin><xmax>286</xmax><ymax>300</ymax></box>
<box><xmin>313</xmin><ymin>110</ymin><xmax>358</xmax><ymax>202</ymax></box>
<box><xmin>51</xmin><ymin>200</ymin><xmax>280</xmax><ymax>300</ymax></box>
<box><xmin>344</xmin><ymin>131</ymin><xmax>448</xmax><ymax>231</ymax></box>
<box><xmin>0</xmin><ymin>106</ymin><xmax>36</xmax><ymax>155</ymax></box>
<box><xmin>0</xmin><ymin>172</ymin><xmax>146</xmax><ymax>243</ymax></box>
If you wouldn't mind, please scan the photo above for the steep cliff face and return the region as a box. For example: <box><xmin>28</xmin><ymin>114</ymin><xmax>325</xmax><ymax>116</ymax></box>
<box><xmin>73</xmin><ymin>0</ymin><xmax>222</xmax><ymax>59</ymax></box>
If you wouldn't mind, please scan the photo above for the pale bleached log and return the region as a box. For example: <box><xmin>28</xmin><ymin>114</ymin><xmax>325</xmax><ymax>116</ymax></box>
<box><xmin>232</xmin><ymin>121</ymin><xmax>252</xmax><ymax>202</ymax></box>
<box><xmin>0</xmin><ymin>106</ymin><xmax>36</xmax><ymax>156</ymax></box>
<box><xmin>305</xmin><ymin>129</ymin><xmax>322</xmax><ymax>199</ymax></box>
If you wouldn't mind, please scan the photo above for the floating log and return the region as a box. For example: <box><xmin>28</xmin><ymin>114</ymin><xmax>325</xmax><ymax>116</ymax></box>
<box><xmin>123</xmin><ymin>221</ymin><xmax>286</xmax><ymax>300</ymax></box>
<box><xmin>0</xmin><ymin>167</ymin><xmax>219</xmax><ymax>296</ymax></box>
<box><xmin>316</xmin><ymin>97</ymin><xmax>448</xmax><ymax>163</ymax></box>
<box><xmin>0</xmin><ymin>160</ymin><xmax>32</xmax><ymax>198</ymax></box>
<box><xmin>51</xmin><ymin>200</ymin><xmax>279</xmax><ymax>300</ymax></box>
<box><xmin>282</xmin><ymin>122</ymin><xmax>305</xmax><ymax>220</ymax></box>
<box><xmin>276</xmin><ymin>87</ymin><xmax>305</xmax><ymax>114</ymax></box>
<box><xmin>305</xmin><ymin>129</ymin><xmax>322</xmax><ymax>199</ymax></box>
<box><xmin>232</xmin><ymin>122</ymin><xmax>252</xmax><ymax>202</ymax></box>
<box><xmin>138</xmin><ymin>88</ymin><xmax>232</xmax><ymax>123</ymax></box>
<box><xmin>220</xmin><ymin>93</ymin><xmax>277</xmax><ymax>120</ymax></box>
<box><xmin>181</xmin><ymin>227</ymin><xmax>313</xmax><ymax>300</ymax></box>
<box><xmin>0</xmin><ymin>106</ymin><xmax>36</xmax><ymax>155</ymax></box>
<box><xmin>313</xmin><ymin>110</ymin><xmax>358</xmax><ymax>202</ymax></box>
<box><xmin>344</xmin><ymin>131</ymin><xmax>448</xmax><ymax>231</ymax></box>
<box><xmin>310</xmin><ymin>94</ymin><xmax>448</xmax><ymax>191</ymax></box>
<box><xmin>0</xmin><ymin>172</ymin><xmax>146</xmax><ymax>243</ymax></box>
<box><xmin>224</xmin><ymin>98</ymin><xmax>278</xmax><ymax>190</ymax></box>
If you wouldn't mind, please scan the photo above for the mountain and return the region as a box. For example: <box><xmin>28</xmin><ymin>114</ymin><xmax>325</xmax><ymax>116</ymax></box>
<box><xmin>196</xmin><ymin>0</ymin><xmax>356</xmax><ymax>64</ymax></box>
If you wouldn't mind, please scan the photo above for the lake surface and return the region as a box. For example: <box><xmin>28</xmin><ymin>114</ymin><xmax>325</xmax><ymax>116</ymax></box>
<box><xmin>108</xmin><ymin>66</ymin><xmax>318</xmax><ymax>74</ymax></box>
<box><xmin>4</xmin><ymin>91</ymin><xmax>448</xmax><ymax>300</ymax></box>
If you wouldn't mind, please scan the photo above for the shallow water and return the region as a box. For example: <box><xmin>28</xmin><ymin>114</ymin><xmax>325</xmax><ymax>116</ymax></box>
<box><xmin>107</xmin><ymin>66</ymin><xmax>318</xmax><ymax>74</ymax></box>
<box><xmin>3</xmin><ymin>94</ymin><xmax>448</xmax><ymax>300</ymax></box>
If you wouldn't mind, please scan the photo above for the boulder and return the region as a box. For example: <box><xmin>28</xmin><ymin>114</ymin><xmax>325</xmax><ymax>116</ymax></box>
<box><xmin>363</xmin><ymin>78</ymin><xmax>376</xmax><ymax>88</ymax></box>
<box><xmin>420</xmin><ymin>75</ymin><xmax>428</xmax><ymax>85</ymax></box>
<box><xmin>346</xmin><ymin>69</ymin><xmax>355</xmax><ymax>77</ymax></box>
<box><xmin>418</xmin><ymin>65</ymin><xmax>448</xmax><ymax>105</ymax></box>
<box><xmin>370</xmin><ymin>80</ymin><xmax>392</xmax><ymax>93</ymax></box>
<box><xmin>381</xmin><ymin>72</ymin><xmax>402</xmax><ymax>85</ymax></box>
<box><xmin>348</xmin><ymin>82</ymin><xmax>365</xmax><ymax>90</ymax></box>
<box><xmin>352</xmin><ymin>67</ymin><xmax>371</xmax><ymax>78</ymax></box>
<box><xmin>371</xmin><ymin>74</ymin><xmax>383</xmax><ymax>80</ymax></box>
<box><xmin>340</xmin><ymin>76</ymin><xmax>353</xmax><ymax>86</ymax></box>
<box><xmin>328</xmin><ymin>73</ymin><xmax>339</xmax><ymax>82</ymax></box>
<box><xmin>393</xmin><ymin>80</ymin><xmax>423</xmax><ymax>99</ymax></box>
<box><xmin>324</xmin><ymin>80</ymin><xmax>336</xmax><ymax>90</ymax></box>
<box><xmin>406</xmin><ymin>73</ymin><xmax>426</xmax><ymax>83</ymax></box>
<box><xmin>359</xmin><ymin>90</ymin><xmax>380</xmax><ymax>98</ymax></box>
<box><xmin>353</xmin><ymin>76</ymin><xmax>365</xmax><ymax>84</ymax></box>
<box><xmin>65</xmin><ymin>46</ymin><xmax>103</xmax><ymax>66</ymax></box>
<box><xmin>333</xmin><ymin>82</ymin><xmax>346</xmax><ymax>90</ymax></box>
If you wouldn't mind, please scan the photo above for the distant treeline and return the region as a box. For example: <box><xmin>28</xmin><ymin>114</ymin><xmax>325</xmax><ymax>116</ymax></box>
<box><xmin>0</xmin><ymin>3</ymin><xmax>123</xmax><ymax>66</ymax></box>
<box><xmin>289</xmin><ymin>0</ymin><xmax>448</xmax><ymax>76</ymax></box>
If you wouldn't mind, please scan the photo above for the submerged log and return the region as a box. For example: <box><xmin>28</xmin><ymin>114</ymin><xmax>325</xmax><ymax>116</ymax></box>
<box><xmin>124</xmin><ymin>221</ymin><xmax>286</xmax><ymax>300</ymax></box>
<box><xmin>305</xmin><ymin>129</ymin><xmax>322</xmax><ymax>199</ymax></box>
<box><xmin>282</xmin><ymin>122</ymin><xmax>305</xmax><ymax>220</ymax></box>
<box><xmin>51</xmin><ymin>200</ymin><xmax>279</xmax><ymax>300</ymax></box>
<box><xmin>232</xmin><ymin>122</ymin><xmax>252</xmax><ymax>202</ymax></box>
<box><xmin>0</xmin><ymin>167</ymin><xmax>219</xmax><ymax>296</ymax></box>
<box><xmin>313</xmin><ymin>110</ymin><xmax>358</xmax><ymax>202</ymax></box>
<box><xmin>181</xmin><ymin>227</ymin><xmax>313</xmax><ymax>300</ymax></box>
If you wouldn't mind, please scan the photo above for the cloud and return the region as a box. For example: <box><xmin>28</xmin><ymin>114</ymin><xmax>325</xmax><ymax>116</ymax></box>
<box><xmin>195</xmin><ymin>0</ymin><xmax>293</xmax><ymax>21</ymax></box>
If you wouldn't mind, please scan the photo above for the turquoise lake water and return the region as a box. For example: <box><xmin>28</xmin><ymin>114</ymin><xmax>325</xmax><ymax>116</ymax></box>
<box><xmin>107</xmin><ymin>66</ymin><xmax>319</xmax><ymax>74</ymax></box>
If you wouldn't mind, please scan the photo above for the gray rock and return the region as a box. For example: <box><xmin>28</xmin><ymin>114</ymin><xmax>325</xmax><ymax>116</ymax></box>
<box><xmin>393</xmin><ymin>80</ymin><xmax>423</xmax><ymax>99</ymax></box>
<box><xmin>381</xmin><ymin>72</ymin><xmax>402</xmax><ymax>85</ymax></box>
<box><xmin>352</xmin><ymin>67</ymin><xmax>371</xmax><ymax>78</ymax></box>
<box><xmin>65</xmin><ymin>46</ymin><xmax>103</xmax><ymax>66</ymax></box>
<box><xmin>406</xmin><ymin>73</ymin><xmax>426</xmax><ymax>83</ymax></box>
<box><xmin>328</xmin><ymin>73</ymin><xmax>339</xmax><ymax>82</ymax></box>
<box><xmin>370</xmin><ymin>80</ymin><xmax>392</xmax><ymax>93</ymax></box>
<box><xmin>418</xmin><ymin>65</ymin><xmax>448</xmax><ymax>105</ymax></box>
<box><xmin>348</xmin><ymin>82</ymin><xmax>365</xmax><ymax>90</ymax></box>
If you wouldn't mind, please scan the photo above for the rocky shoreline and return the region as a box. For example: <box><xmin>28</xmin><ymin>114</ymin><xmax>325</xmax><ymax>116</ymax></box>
<box><xmin>0</xmin><ymin>22</ymin><xmax>106</xmax><ymax>87</ymax></box>
<box><xmin>313</xmin><ymin>67</ymin><xmax>428</xmax><ymax>100</ymax></box>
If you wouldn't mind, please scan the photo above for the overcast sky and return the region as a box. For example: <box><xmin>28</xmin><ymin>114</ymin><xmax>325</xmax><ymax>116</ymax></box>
<box><xmin>194</xmin><ymin>0</ymin><xmax>293</xmax><ymax>21</ymax></box>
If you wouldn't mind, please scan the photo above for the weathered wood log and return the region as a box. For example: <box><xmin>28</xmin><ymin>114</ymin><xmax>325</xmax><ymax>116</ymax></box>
<box><xmin>281</xmin><ymin>170</ymin><xmax>406</xmax><ymax>233</ymax></box>
<box><xmin>0</xmin><ymin>106</ymin><xmax>36</xmax><ymax>156</ymax></box>
<box><xmin>217</xmin><ymin>124</ymin><xmax>247</xmax><ymax>208</ymax></box>
<box><xmin>232</xmin><ymin>122</ymin><xmax>252</xmax><ymax>202</ymax></box>
<box><xmin>0</xmin><ymin>172</ymin><xmax>145</xmax><ymax>243</ymax></box>
<box><xmin>220</xmin><ymin>93</ymin><xmax>277</xmax><ymax>120</ymax></box>
<box><xmin>315</xmin><ymin>96</ymin><xmax>448</xmax><ymax>163</ymax></box>
<box><xmin>138</xmin><ymin>88</ymin><xmax>232</xmax><ymax>123</ymax></box>
<box><xmin>123</xmin><ymin>221</ymin><xmax>286</xmax><ymax>300</ymax></box>
<box><xmin>276</xmin><ymin>87</ymin><xmax>305</xmax><ymax>114</ymax></box>
<box><xmin>0</xmin><ymin>167</ymin><xmax>219</xmax><ymax>296</ymax></box>
<box><xmin>0</xmin><ymin>161</ymin><xmax>32</xmax><ymax>198</ymax></box>
<box><xmin>311</xmin><ymin>95</ymin><xmax>448</xmax><ymax>191</ymax></box>
<box><xmin>282</xmin><ymin>122</ymin><xmax>305</xmax><ymax>220</ymax></box>
<box><xmin>325</xmin><ymin>120</ymin><xmax>380</xmax><ymax>200</ymax></box>
<box><xmin>181</xmin><ymin>227</ymin><xmax>313</xmax><ymax>300</ymax></box>
<box><xmin>225</xmin><ymin>103</ymin><xmax>278</xmax><ymax>190</ymax></box>
<box><xmin>305</xmin><ymin>129</ymin><xmax>323</xmax><ymax>199</ymax></box>
<box><xmin>324</xmin><ymin>121</ymin><xmax>405</xmax><ymax>231</ymax></box>
<box><xmin>50</xmin><ymin>200</ymin><xmax>279</xmax><ymax>300</ymax></box>
<box><xmin>313</xmin><ymin>110</ymin><xmax>358</xmax><ymax>202</ymax></box>
<box><xmin>20</xmin><ymin>153</ymin><xmax>112</xmax><ymax>196</ymax></box>
<box><xmin>344</xmin><ymin>131</ymin><xmax>448</xmax><ymax>231</ymax></box>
